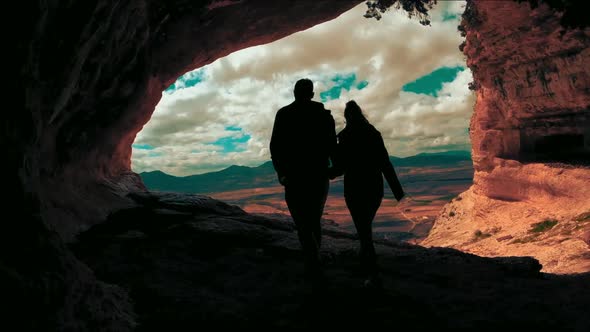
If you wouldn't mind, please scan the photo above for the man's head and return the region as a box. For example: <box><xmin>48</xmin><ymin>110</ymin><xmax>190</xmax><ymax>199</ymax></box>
<box><xmin>294</xmin><ymin>79</ymin><xmax>314</xmax><ymax>101</ymax></box>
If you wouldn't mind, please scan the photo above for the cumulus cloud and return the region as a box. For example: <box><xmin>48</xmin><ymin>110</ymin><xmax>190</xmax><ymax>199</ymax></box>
<box><xmin>132</xmin><ymin>1</ymin><xmax>473</xmax><ymax>176</ymax></box>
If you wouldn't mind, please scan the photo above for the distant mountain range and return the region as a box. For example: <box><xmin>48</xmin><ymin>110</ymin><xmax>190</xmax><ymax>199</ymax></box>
<box><xmin>388</xmin><ymin>150</ymin><xmax>471</xmax><ymax>167</ymax></box>
<box><xmin>141</xmin><ymin>162</ymin><xmax>277</xmax><ymax>194</ymax></box>
<box><xmin>140</xmin><ymin>150</ymin><xmax>472</xmax><ymax>194</ymax></box>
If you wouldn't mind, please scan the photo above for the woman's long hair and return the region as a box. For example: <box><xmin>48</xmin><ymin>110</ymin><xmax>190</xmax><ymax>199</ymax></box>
<box><xmin>344</xmin><ymin>100</ymin><xmax>370</xmax><ymax>127</ymax></box>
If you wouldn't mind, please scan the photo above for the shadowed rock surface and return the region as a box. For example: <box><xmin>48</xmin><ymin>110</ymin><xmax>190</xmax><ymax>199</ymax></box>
<box><xmin>15</xmin><ymin>0</ymin><xmax>362</xmax><ymax>242</ymax></box>
<box><xmin>4</xmin><ymin>1</ymin><xmax>360</xmax><ymax>329</ymax></box>
<box><xmin>73</xmin><ymin>192</ymin><xmax>590</xmax><ymax>331</ymax></box>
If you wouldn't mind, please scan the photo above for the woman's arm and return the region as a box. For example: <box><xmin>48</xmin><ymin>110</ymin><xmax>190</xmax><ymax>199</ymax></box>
<box><xmin>377</xmin><ymin>132</ymin><xmax>405</xmax><ymax>201</ymax></box>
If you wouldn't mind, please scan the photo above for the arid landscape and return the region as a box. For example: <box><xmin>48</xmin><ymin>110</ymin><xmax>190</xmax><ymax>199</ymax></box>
<box><xmin>141</xmin><ymin>151</ymin><xmax>474</xmax><ymax>242</ymax></box>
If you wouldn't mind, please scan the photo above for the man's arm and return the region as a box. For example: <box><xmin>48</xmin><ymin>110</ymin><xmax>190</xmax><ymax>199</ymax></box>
<box><xmin>270</xmin><ymin>110</ymin><xmax>287</xmax><ymax>184</ymax></box>
<box><xmin>329</xmin><ymin>136</ymin><xmax>344</xmax><ymax>179</ymax></box>
<box><xmin>326</xmin><ymin>110</ymin><xmax>344</xmax><ymax>180</ymax></box>
<box><xmin>325</xmin><ymin>109</ymin><xmax>337</xmax><ymax>171</ymax></box>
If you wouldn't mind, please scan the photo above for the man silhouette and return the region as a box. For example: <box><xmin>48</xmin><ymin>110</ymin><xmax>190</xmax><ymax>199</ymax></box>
<box><xmin>270</xmin><ymin>79</ymin><xmax>336</xmax><ymax>280</ymax></box>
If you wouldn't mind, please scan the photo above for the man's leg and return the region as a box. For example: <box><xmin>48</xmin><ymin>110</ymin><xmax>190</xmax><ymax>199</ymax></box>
<box><xmin>311</xmin><ymin>179</ymin><xmax>329</xmax><ymax>249</ymax></box>
<box><xmin>285</xmin><ymin>184</ymin><xmax>321</xmax><ymax>277</ymax></box>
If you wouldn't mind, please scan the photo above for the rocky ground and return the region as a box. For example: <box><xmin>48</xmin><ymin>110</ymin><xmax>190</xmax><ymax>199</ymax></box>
<box><xmin>72</xmin><ymin>191</ymin><xmax>590</xmax><ymax>331</ymax></box>
<box><xmin>423</xmin><ymin>163</ymin><xmax>590</xmax><ymax>274</ymax></box>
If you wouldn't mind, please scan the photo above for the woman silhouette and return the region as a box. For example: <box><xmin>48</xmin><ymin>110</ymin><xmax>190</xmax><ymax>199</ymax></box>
<box><xmin>331</xmin><ymin>100</ymin><xmax>405</xmax><ymax>286</ymax></box>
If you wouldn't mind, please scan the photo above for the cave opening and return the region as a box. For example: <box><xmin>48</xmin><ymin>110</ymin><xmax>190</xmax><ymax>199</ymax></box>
<box><xmin>530</xmin><ymin>133</ymin><xmax>589</xmax><ymax>163</ymax></box>
<box><xmin>504</xmin><ymin>113</ymin><xmax>590</xmax><ymax>165</ymax></box>
<box><xmin>132</xmin><ymin>1</ymin><xmax>474</xmax><ymax>242</ymax></box>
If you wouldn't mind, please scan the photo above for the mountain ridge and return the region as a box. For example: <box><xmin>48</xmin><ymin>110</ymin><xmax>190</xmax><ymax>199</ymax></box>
<box><xmin>140</xmin><ymin>150</ymin><xmax>472</xmax><ymax>194</ymax></box>
<box><xmin>141</xmin><ymin>150</ymin><xmax>472</xmax><ymax>179</ymax></box>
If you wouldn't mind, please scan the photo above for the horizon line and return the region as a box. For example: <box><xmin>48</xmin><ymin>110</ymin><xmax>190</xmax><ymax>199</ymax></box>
<box><xmin>139</xmin><ymin>149</ymin><xmax>472</xmax><ymax>177</ymax></box>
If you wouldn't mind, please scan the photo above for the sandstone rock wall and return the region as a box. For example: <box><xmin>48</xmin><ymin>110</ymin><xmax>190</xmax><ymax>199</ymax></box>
<box><xmin>423</xmin><ymin>0</ymin><xmax>590</xmax><ymax>273</ymax></box>
<box><xmin>465</xmin><ymin>0</ymin><xmax>589</xmax><ymax>175</ymax></box>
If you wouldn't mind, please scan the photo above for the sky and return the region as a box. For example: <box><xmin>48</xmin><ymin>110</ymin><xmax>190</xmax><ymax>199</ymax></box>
<box><xmin>132</xmin><ymin>1</ymin><xmax>474</xmax><ymax>176</ymax></box>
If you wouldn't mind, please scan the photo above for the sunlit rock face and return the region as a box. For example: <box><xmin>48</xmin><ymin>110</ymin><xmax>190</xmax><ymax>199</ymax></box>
<box><xmin>465</xmin><ymin>0</ymin><xmax>590</xmax><ymax>175</ymax></box>
<box><xmin>423</xmin><ymin>0</ymin><xmax>590</xmax><ymax>273</ymax></box>
<box><xmin>17</xmin><ymin>0</ymin><xmax>361</xmax><ymax>240</ymax></box>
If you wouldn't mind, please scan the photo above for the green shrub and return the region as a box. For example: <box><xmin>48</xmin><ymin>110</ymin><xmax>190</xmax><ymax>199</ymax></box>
<box><xmin>510</xmin><ymin>235</ymin><xmax>538</xmax><ymax>244</ymax></box>
<box><xmin>574</xmin><ymin>211</ymin><xmax>590</xmax><ymax>222</ymax></box>
<box><xmin>529</xmin><ymin>219</ymin><xmax>558</xmax><ymax>233</ymax></box>
<box><xmin>474</xmin><ymin>230</ymin><xmax>492</xmax><ymax>239</ymax></box>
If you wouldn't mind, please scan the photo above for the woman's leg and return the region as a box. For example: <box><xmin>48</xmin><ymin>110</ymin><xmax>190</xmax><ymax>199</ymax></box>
<box><xmin>346</xmin><ymin>195</ymin><xmax>382</xmax><ymax>277</ymax></box>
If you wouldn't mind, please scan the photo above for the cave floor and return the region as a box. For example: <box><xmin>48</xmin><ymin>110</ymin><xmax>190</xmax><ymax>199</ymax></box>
<box><xmin>72</xmin><ymin>192</ymin><xmax>590</xmax><ymax>331</ymax></box>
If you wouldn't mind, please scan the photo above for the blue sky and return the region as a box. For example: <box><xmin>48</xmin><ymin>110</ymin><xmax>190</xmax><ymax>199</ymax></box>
<box><xmin>132</xmin><ymin>1</ymin><xmax>473</xmax><ymax>176</ymax></box>
<box><xmin>132</xmin><ymin>143</ymin><xmax>155</xmax><ymax>150</ymax></box>
<box><xmin>165</xmin><ymin>69</ymin><xmax>206</xmax><ymax>92</ymax></box>
<box><xmin>209</xmin><ymin>127</ymin><xmax>251</xmax><ymax>153</ymax></box>
<box><xmin>320</xmin><ymin>73</ymin><xmax>369</xmax><ymax>102</ymax></box>
<box><xmin>402</xmin><ymin>66</ymin><xmax>465</xmax><ymax>97</ymax></box>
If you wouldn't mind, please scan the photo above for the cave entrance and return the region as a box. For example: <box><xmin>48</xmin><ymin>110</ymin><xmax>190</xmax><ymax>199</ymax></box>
<box><xmin>132</xmin><ymin>2</ymin><xmax>474</xmax><ymax>242</ymax></box>
<box><xmin>533</xmin><ymin>134</ymin><xmax>588</xmax><ymax>162</ymax></box>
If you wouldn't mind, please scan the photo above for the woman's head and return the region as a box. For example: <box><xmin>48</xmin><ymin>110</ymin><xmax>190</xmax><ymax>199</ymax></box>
<box><xmin>344</xmin><ymin>100</ymin><xmax>369</xmax><ymax>127</ymax></box>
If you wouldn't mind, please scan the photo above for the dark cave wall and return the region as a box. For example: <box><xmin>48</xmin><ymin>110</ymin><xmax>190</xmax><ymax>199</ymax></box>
<box><xmin>16</xmin><ymin>0</ymin><xmax>362</xmax><ymax>240</ymax></box>
<box><xmin>3</xmin><ymin>1</ymin><xmax>361</xmax><ymax>330</ymax></box>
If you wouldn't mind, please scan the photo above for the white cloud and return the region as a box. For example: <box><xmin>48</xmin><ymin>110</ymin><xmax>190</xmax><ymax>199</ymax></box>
<box><xmin>132</xmin><ymin>1</ymin><xmax>472</xmax><ymax>176</ymax></box>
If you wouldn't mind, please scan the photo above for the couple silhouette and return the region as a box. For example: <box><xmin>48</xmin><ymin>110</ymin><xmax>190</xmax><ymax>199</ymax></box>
<box><xmin>270</xmin><ymin>79</ymin><xmax>405</xmax><ymax>288</ymax></box>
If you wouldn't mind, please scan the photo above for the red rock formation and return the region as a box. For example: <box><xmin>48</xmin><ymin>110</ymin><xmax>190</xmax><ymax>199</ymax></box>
<box><xmin>464</xmin><ymin>1</ymin><xmax>590</xmax><ymax>174</ymax></box>
<box><xmin>423</xmin><ymin>0</ymin><xmax>590</xmax><ymax>273</ymax></box>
